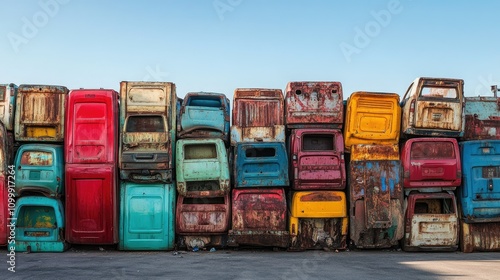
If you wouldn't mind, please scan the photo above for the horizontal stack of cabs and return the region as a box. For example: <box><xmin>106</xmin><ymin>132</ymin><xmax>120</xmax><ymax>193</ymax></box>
<box><xmin>0</xmin><ymin>78</ymin><xmax>499</xmax><ymax>253</ymax></box>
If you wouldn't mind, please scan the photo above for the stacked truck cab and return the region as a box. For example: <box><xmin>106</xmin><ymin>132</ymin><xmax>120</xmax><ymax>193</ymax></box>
<box><xmin>0</xmin><ymin>124</ymin><xmax>8</xmax><ymax>246</ymax></box>
<box><xmin>119</xmin><ymin>81</ymin><xmax>177</xmax><ymax>183</ymax></box>
<box><xmin>64</xmin><ymin>89</ymin><xmax>119</xmax><ymax>245</ymax></box>
<box><xmin>458</xmin><ymin>87</ymin><xmax>500</xmax><ymax>252</ymax></box>
<box><xmin>118</xmin><ymin>81</ymin><xmax>177</xmax><ymax>250</ymax></box>
<box><xmin>286</xmin><ymin>81</ymin><xmax>348</xmax><ymax>250</ymax></box>
<box><xmin>177</xmin><ymin>92</ymin><xmax>230</xmax><ymax>143</ymax></box>
<box><xmin>228</xmin><ymin>88</ymin><xmax>290</xmax><ymax>248</ymax></box>
<box><xmin>12</xmin><ymin>84</ymin><xmax>69</xmax><ymax>252</ymax></box>
<box><xmin>400</xmin><ymin>77</ymin><xmax>464</xmax><ymax>252</ymax></box>
<box><xmin>401</xmin><ymin>77</ymin><xmax>464</xmax><ymax>138</ymax></box>
<box><xmin>344</xmin><ymin>91</ymin><xmax>404</xmax><ymax>248</ymax></box>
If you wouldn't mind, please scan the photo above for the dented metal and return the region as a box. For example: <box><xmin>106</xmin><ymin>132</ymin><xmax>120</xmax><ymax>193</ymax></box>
<box><xmin>15</xmin><ymin>144</ymin><xmax>64</xmax><ymax>197</ymax></box>
<box><xmin>176</xmin><ymin>138</ymin><xmax>230</xmax><ymax>196</ymax></box>
<box><xmin>403</xmin><ymin>192</ymin><xmax>458</xmax><ymax>251</ymax></box>
<box><xmin>463</xmin><ymin>96</ymin><xmax>500</xmax><ymax>140</ymax></box>
<box><xmin>178</xmin><ymin>92</ymin><xmax>230</xmax><ymax>144</ymax></box>
<box><xmin>119</xmin><ymin>81</ymin><xmax>177</xmax><ymax>183</ymax></box>
<box><xmin>233</xmin><ymin>142</ymin><xmax>289</xmax><ymax>188</ymax></box>
<box><xmin>289</xmin><ymin>191</ymin><xmax>348</xmax><ymax>250</ymax></box>
<box><xmin>229</xmin><ymin>188</ymin><xmax>289</xmax><ymax>247</ymax></box>
<box><xmin>0</xmin><ymin>83</ymin><xmax>17</xmax><ymax>131</ymax></box>
<box><xmin>349</xmin><ymin>149</ymin><xmax>404</xmax><ymax>248</ymax></box>
<box><xmin>14</xmin><ymin>84</ymin><xmax>68</xmax><ymax>142</ymax></box>
<box><xmin>289</xmin><ymin>128</ymin><xmax>346</xmax><ymax>190</ymax></box>
<box><xmin>401</xmin><ymin>77</ymin><xmax>464</xmax><ymax>137</ymax></box>
<box><xmin>176</xmin><ymin>194</ymin><xmax>230</xmax><ymax>249</ymax></box>
<box><xmin>401</xmin><ymin>138</ymin><xmax>461</xmax><ymax>191</ymax></box>
<box><xmin>285</xmin><ymin>82</ymin><xmax>343</xmax><ymax>128</ymax></box>
<box><xmin>13</xmin><ymin>196</ymin><xmax>68</xmax><ymax>252</ymax></box>
<box><xmin>230</xmin><ymin>88</ymin><xmax>285</xmax><ymax>144</ymax></box>
<box><xmin>460</xmin><ymin>221</ymin><xmax>500</xmax><ymax>252</ymax></box>
<box><xmin>344</xmin><ymin>91</ymin><xmax>401</xmax><ymax>150</ymax></box>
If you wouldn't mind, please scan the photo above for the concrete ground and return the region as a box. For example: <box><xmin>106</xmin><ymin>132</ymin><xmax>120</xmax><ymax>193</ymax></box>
<box><xmin>3</xmin><ymin>247</ymin><xmax>500</xmax><ymax>280</ymax></box>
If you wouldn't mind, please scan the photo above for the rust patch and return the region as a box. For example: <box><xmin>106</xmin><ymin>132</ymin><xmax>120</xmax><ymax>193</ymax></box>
<box><xmin>299</xmin><ymin>192</ymin><xmax>342</xmax><ymax>202</ymax></box>
<box><xmin>291</xmin><ymin>218</ymin><xmax>347</xmax><ymax>250</ymax></box>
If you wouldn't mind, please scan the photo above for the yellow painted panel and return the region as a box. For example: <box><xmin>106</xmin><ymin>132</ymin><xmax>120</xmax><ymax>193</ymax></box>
<box><xmin>26</xmin><ymin>127</ymin><xmax>56</xmax><ymax>138</ymax></box>
<box><xmin>291</xmin><ymin>191</ymin><xmax>347</xmax><ymax>218</ymax></box>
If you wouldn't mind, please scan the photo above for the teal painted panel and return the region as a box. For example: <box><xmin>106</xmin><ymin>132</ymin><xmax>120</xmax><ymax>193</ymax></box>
<box><xmin>14</xmin><ymin>144</ymin><xmax>64</xmax><ymax>197</ymax></box>
<box><xmin>14</xmin><ymin>196</ymin><xmax>67</xmax><ymax>252</ymax></box>
<box><xmin>119</xmin><ymin>181</ymin><xmax>175</xmax><ymax>250</ymax></box>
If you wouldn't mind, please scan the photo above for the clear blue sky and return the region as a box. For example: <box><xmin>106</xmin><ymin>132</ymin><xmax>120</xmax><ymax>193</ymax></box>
<box><xmin>1</xmin><ymin>0</ymin><xmax>499</xmax><ymax>100</ymax></box>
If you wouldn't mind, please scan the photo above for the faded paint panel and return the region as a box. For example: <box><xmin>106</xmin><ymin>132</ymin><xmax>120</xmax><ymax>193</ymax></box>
<box><xmin>344</xmin><ymin>91</ymin><xmax>401</xmax><ymax>149</ymax></box>
<box><xmin>285</xmin><ymin>81</ymin><xmax>343</xmax><ymax>128</ymax></box>
<box><xmin>13</xmin><ymin>196</ymin><xmax>67</xmax><ymax>252</ymax></box>
<box><xmin>350</xmin><ymin>144</ymin><xmax>399</xmax><ymax>161</ymax></box>
<box><xmin>402</xmin><ymin>138</ymin><xmax>461</xmax><ymax>190</ymax></box>
<box><xmin>403</xmin><ymin>192</ymin><xmax>458</xmax><ymax>251</ymax></box>
<box><xmin>176</xmin><ymin>139</ymin><xmax>230</xmax><ymax>196</ymax></box>
<box><xmin>15</xmin><ymin>144</ymin><xmax>64</xmax><ymax>197</ymax></box>
<box><xmin>464</xmin><ymin>96</ymin><xmax>500</xmax><ymax>140</ymax></box>
<box><xmin>229</xmin><ymin>188</ymin><xmax>289</xmax><ymax>247</ymax></box>
<box><xmin>401</xmin><ymin>77</ymin><xmax>464</xmax><ymax>137</ymax></box>
<box><xmin>461</xmin><ymin>221</ymin><xmax>500</xmax><ymax>252</ymax></box>
<box><xmin>231</xmin><ymin>88</ymin><xmax>284</xmax><ymax>144</ymax></box>
<box><xmin>14</xmin><ymin>84</ymin><xmax>68</xmax><ymax>142</ymax></box>
<box><xmin>176</xmin><ymin>194</ymin><xmax>230</xmax><ymax>234</ymax></box>
<box><xmin>233</xmin><ymin>142</ymin><xmax>289</xmax><ymax>188</ymax></box>
<box><xmin>349</xmin><ymin>158</ymin><xmax>404</xmax><ymax>248</ymax></box>
<box><xmin>290</xmin><ymin>129</ymin><xmax>346</xmax><ymax>190</ymax></box>
<box><xmin>0</xmin><ymin>83</ymin><xmax>17</xmax><ymax>131</ymax></box>
<box><xmin>65</xmin><ymin>89</ymin><xmax>119</xmax><ymax>164</ymax></box>
<box><xmin>460</xmin><ymin>140</ymin><xmax>500</xmax><ymax>222</ymax></box>
<box><xmin>178</xmin><ymin>92</ymin><xmax>230</xmax><ymax>143</ymax></box>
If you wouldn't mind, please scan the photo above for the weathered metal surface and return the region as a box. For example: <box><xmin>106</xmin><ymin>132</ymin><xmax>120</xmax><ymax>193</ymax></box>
<box><xmin>65</xmin><ymin>164</ymin><xmax>118</xmax><ymax>244</ymax></box>
<box><xmin>176</xmin><ymin>139</ymin><xmax>230</xmax><ymax>196</ymax></box>
<box><xmin>228</xmin><ymin>188</ymin><xmax>289</xmax><ymax>247</ymax></box>
<box><xmin>178</xmin><ymin>92</ymin><xmax>230</xmax><ymax>143</ymax></box>
<box><xmin>401</xmin><ymin>77</ymin><xmax>464</xmax><ymax>137</ymax></box>
<box><xmin>15</xmin><ymin>144</ymin><xmax>64</xmax><ymax>197</ymax></box>
<box><xmin>463</xmin><ymin>96</ymin><xmax>500</xmax><ymax>140</ymax></box>
<box><xmin>118</xmin><ymin>182</ymin><xmax>176</xmax><ymax>251</ymax></box>
<box><xmin>0</xmin><ymin>83</ymin><xmax>17</xmax><ymax>131</ymax></box>
<box><xmin>349</xmin><ymin>158</ymin><xmax>404</xmax><ymax>248</ymax></box>
<box><xmin>65</xmin><ymin>89</ymin><xmax>119</xmax><ymax>164</ymax></box>
<box><xmin>233</xmin><ymin>142</ymin><xmax>289</xmax><ymax>188</ymax></box>
<box><xmin>402</xmin><ymin>138</ymin><xmax>461</xmax><ymax>191</ymax></box>
<box><xmin>285</xmin><ymin>81</ymin><xmax>343</xmax><ymax>128</ymax></box>
<box><xmin>403</xmin><ymin>192</ymin><xmax>458</xmax><ymax>251</ymax></box>
<box><xmin>350</xmin><ymin>144</ymin><xmax>399</xmax><ymax>161</ymax></box>
<box><xmin>230</xmin><ymin>88</ymin><xmax>285</xmax><ymax>145</ymax></box>
<box><xmin>459</xmin><ymin>140</ymin><xmax>500</xmax><ymax>223</ymax></box>
<box><xmin>344</xmin><ymin>91</ymin><xmax>401</xmax><ymax>150</ymax></box>
<box><xmin>460</xmin><ymin>220</ymin><xmax>500</xmax><ymax>252</ymax></box>
<box><xmin>119</xmin><ymin>81</ymin><xmax>177</xmax><ymax>183</ymax></box>
<box><xmin>13</xmin><ymin>196</ymin><xmax>68</xmax><ymax>252</ymax></box>
<box><xmin>289</xmin><ymin>129</ymin><xmax>346</xmax><ymax>190</ymax></box>
<box><xmin>14</xmin><ymin>84</ymin><xmax>68</xmax><ymax>142</ymax></box>
<box><xmin>176</xmin><ymin>193</ymin><xmax>230</xmax><ymax>234</ymax></box>
<box><xmin>178</xmin><ymin>235</ymin><xmax>227</xmax><ymax>250</ymax></box>
<box><xmin>289</xmin><ymin>191</ymin><xmax>348</xmax><ymax>250</ymax></box>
